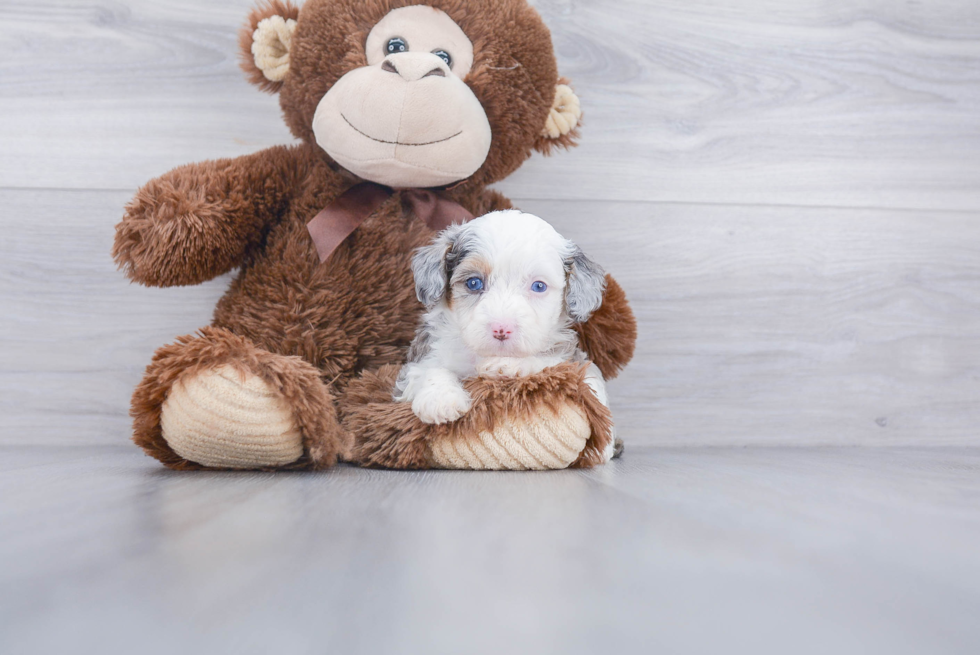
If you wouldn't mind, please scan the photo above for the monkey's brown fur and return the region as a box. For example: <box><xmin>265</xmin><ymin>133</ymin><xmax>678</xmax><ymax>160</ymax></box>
<box><xmin>114</xmin><ymin>0</ymin><xmax>636</xmax><ymax>470</ymax></box>
<box><xmin>341</xmin><ymin>363</ymin><xmax>613</xmax><ymax>469</ymax></box>
<box><xmin>131</xmin><ymin>326</ymin><xmax>347</xmax><ymax>470</ymax></box>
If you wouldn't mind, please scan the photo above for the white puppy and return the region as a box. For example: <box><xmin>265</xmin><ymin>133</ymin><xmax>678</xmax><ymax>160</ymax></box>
<box><xmin>394</xmin><ymin>210</ymin><xmax>614</xmax><ymax>457</ymax></box>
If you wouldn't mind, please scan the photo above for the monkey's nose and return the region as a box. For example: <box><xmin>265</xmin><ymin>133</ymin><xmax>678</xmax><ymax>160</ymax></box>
<box><xmin>381</xmin><ymin>53</ymin><xmax>449</xmax><ymax>82</ymax></box>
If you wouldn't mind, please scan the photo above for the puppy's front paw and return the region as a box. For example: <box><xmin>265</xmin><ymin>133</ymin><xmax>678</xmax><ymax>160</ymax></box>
<box><xmin>477</xmin><ymin>357</ymin><xmax>537</xmax><ymax>378</ymax></box>
<box><xmin>412</xmin><ymin>384</ymin><xmax>472</xmax><ymax>425</ymax></box>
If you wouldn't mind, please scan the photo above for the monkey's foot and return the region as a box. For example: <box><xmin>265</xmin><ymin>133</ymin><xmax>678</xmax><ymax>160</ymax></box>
<box><xmin>132</xmin><ymin>327</ymin><xmax>344</xmax><ymax>470</ymax></box>
<box><xmin>161</xmin><ymin>364</ymin><xmax>303</xmax><ymax>469</ymax></box>
<box><xmin>342</xmin><ymin>362</ymin><xmax>613</xmax><ymax>470</ymax></box>
<box><xmin>427</xmin><ymin>400</ymin><xmax>590</xmax><ymax>470</ymax></box>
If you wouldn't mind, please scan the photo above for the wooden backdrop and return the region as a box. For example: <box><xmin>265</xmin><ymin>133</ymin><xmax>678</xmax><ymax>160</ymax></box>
<box><xmin>2</xmin><ymin>0</ymin><xmax>979</xmax><ymax>447</ymax></box>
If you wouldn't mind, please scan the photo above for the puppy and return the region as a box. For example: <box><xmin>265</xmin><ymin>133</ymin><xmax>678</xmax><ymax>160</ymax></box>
<box><xmin>394</xmin><ymin>210</ymin><xmax>614</xmax><ymax>455</ymax></box>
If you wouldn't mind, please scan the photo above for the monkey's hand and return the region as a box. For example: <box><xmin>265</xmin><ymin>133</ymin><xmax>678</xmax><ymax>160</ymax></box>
<box><xmin>113</xmin><ymin>145</ymin><xmax>303</xmax><ymax>287</ymax></box>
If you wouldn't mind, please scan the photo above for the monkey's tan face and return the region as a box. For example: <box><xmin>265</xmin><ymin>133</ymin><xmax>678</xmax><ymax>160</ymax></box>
<box><xmin>312</xmin><ymin>6</ymin><xmax>492</xmax><ymax>188</ymax></box>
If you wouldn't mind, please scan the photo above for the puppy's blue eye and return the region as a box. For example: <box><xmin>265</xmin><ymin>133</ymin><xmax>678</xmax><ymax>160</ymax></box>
<box><xmin>466</xmin><ymin>277</ymin><xmax>484</xmax><ymax>292</ymax></box>
<box><xmin>531</xmin><ymin>281</ymin><xmax>548</xmax><ymax>293</ymax></box>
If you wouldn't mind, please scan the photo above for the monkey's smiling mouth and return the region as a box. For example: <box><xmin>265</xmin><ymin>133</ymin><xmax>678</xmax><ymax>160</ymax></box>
<box><xmin>342</xmin><ymin>114</ymin><xmax>462</xmax><ymax>146</ymax></box>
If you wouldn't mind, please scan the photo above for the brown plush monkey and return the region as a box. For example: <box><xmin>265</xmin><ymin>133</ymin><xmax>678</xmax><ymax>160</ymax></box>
<box><xmin>112</xmin><ymin>0</ymin><xmax>636</xmax><ymax>471</ymax></box>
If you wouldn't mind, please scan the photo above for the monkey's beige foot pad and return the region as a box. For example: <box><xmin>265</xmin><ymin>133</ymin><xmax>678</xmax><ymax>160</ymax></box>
<box><xmin>342</xmin><ymin>362</ymin><xmax>613</xmax><ymax>470</ymax></box>
<box><xmin>161</xmin><ymin>365</ymin><xmax>303</xmax><ymax>469</ymax></box>
<box><xmin>427</xmin><ymin>402</ymin><xmax>590</xmax><ymax>470</ymax></box>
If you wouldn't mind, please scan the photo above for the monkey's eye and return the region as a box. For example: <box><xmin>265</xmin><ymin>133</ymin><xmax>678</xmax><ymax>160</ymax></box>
<box><xmin>465</xmin><ymin>277</ymin><xmax>484</xmax><ymax>292</ymax></box>
<box><xmin>386</xmin><ymin>37</ymin><xmax>408</xmax><ymax>55</ymax></box>
<box><xmin>531</xmin><ymin>281</ymin><xmax>548</xmax><ymax>293</ymax></box>
<box><xmin>432</xmin><ymin>50</ymin><xmax>452</xmax><ymax>68</ymax></box>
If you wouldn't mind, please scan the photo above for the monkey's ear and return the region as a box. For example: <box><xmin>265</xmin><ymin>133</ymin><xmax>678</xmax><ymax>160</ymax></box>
<box><xmin>533</xmin><ymin>80</ymin><xmax>583</xmax><ymax>154</ymax></box>
<box><xmin>239</xmin><ymin>1</ymin><xmax>300</xmax><ymax>94</ymax></box>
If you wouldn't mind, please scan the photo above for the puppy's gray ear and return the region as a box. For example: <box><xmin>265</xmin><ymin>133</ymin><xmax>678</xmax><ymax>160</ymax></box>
<box><xmin>412</xmin><ymin>225</ymin><xmax>466</xmax><ymax>307</ymax></box>
<box><xmin>412</xmin><ymin>240</ymin><xmax>450</xmax><ymax>307</ymax></box>
<box><xmin>565</xmin><ymin>245</ymin><xmax>606</xmax><ymax>323</ymax></box>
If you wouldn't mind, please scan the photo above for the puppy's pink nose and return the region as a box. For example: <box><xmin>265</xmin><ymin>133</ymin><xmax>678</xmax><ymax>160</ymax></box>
<box><xmin>491</xmin><ymin>323</ymin><xmax>513</xmax><ymax>341</ymax></box>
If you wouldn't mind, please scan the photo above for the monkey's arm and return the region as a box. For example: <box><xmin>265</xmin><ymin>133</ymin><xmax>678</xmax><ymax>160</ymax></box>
<box><xmin>573</xmin><ymin>275</ymin><xmax>637</xmax><ymax>379</ymax></box>
<box><xmin>113</xmin><ymin>145</ymin><xmax>304</xmax><ymax>287</ymax></box>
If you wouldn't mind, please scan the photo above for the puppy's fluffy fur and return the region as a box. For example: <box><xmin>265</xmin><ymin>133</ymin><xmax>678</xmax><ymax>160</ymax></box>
<box><xmin>394</xmin><ymin>210</ymin><xmax>614</xmax><ymax>457</ymax></box>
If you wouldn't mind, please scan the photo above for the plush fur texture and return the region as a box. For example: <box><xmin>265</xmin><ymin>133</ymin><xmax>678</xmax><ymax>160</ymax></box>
<box><xmin>240</xmin><ymin>0</ymin><xmax>301</xmax><ymax>93</ymax></box>
<box><xmin>573</xmin><ymin>274</ymin><xmax>637</xmax><ymax>380</ymax></box>
<box><xmin>112</xmin><ymin>146</ymin><xmax>305</xmax><ymax>288</ymax></box>
<box><xmin>131</xmin><ymin>327</ymin><xmax>346</xmax><ymax>470</ymax></box>
<box><xmin>116</xmin><ymin>0</ymin><xmax>636</xmax><ymax>470</ymax></box>
<box><xmin>534</xmin><ymin>76</ymin><xmax>582</xmax><ymax>154</ymax></box>
<box><xmin>341</xmin><ymin>362</ymin><xmax>613</xmax><ymax>469</ymax></box>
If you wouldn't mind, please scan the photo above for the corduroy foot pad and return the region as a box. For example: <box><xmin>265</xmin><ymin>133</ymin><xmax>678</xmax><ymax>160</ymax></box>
<box><xmin>340</xmin><ymin>362</ymin><xmax>614</xmax><ymax>470</ymax></box>
<box><xmin>131</xmin><ymin>327</ymin><xmax>345</xmax><ymax>471</ymax></box>
<box><xmin>161</xmin><ymin>364</ymin><xmax>304</xmax><ymax>469</ymax></box>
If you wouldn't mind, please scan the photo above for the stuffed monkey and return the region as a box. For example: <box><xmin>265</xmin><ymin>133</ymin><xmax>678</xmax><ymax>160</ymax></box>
<box><xmin>113</xmin><ymin>0</ymin><xmax>636</xmax><ymax>470</ymax></box>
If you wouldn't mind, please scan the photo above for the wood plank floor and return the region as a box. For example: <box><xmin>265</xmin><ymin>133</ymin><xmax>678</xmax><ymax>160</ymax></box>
<box><xmin>2</xmin><ymin>0</ymin><xmax>980</xmax><ymax>651</ymax></box>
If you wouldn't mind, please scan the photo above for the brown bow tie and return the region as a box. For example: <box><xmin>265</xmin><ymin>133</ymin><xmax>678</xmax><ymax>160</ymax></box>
<box><xmin>306</xmin><ymin>183</ymin><xmax>475</xmax><ymax>263</ymax></box>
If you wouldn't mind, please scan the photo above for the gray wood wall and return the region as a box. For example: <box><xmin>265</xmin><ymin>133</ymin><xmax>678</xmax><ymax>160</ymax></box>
<box><xmin>2</xmin><ymin>0</ymin><xmax>979</xmax><ymax>447</ymax></box>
